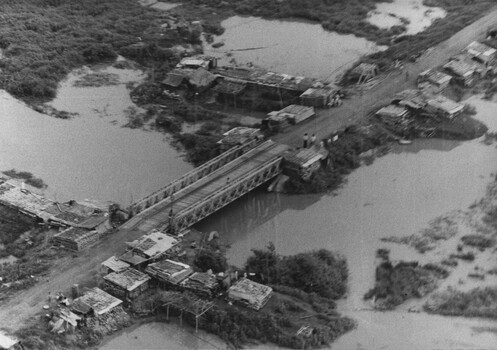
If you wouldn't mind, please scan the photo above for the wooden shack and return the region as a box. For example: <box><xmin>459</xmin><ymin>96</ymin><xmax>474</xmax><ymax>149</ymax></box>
<box><xmin>425</xmin><ymin>95</ymin><xmax>464</xmax><ymax>119</ymax></box>
<box><xmin>299</xmin><ymin>87</ymin><xmax>337</xmax><ymax>108</ymax></box>
<box><xmin>145</xmin><ymin>259</ymin><xmax>193</xmax><ymax>289</ymax></box>
<box><xmin>227</xmin><ymin>278</ymin><xmax>272</xmax><ymax>310</ymax></box>
<box><xmin>71</xmin><ymin>287</ymin><xmax>123</xmax><ymax>317</ymax></box>
<box><xmin>103</xmin><ymin>268</ymin><xmax>151</xmax><ymax>300</ymax></box>
<box><xmin>264</xmin><ymin>105</ymin><xmax>315</xmax><ymax>132</ymax></box>
<box><xmin>283</xmin><ymin>148</ymin><xmax>325</xmax><ymax>181</ymax></box>
<box><xmin>417</xmin><ymin>69</ymin><xmax>452</xmax><ymax>93</ymax></box>
<box><xmin>53</xmin><ymin>227</ymin><xmax>102</xmax><ymax>251</ymax></box>
<box><xmin>181</xmin><ymin>272</ymin><xmax>220</xmax><ymax>299</ymax></box>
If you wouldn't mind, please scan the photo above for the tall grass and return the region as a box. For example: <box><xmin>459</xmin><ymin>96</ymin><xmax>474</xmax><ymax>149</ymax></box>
<box><xmin>0</xmin><ymin>0</ymin><xmax>196</xmax><ymax>102</ymax></box>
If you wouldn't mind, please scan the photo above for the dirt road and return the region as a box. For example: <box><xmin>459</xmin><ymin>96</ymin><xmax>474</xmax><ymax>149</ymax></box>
<box><xmin>2</xmin><ymin>6</ymin><xmax>497</xmax><ymax>336</ymax></box>
<box><xmin>274</xmin><ymin>8</ymin><xmax>497</xmax><ymax>148</ymax></box>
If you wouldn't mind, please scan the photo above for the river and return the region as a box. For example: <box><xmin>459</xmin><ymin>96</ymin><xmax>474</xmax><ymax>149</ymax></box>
<box><xmin>0</xmin><ymin>63</ymin><xmax>192</xmax><ymax>206</ymax></box>
<box><xmin>203</xmin><ymin>16</ymin><xmax>386</xmax><ymax>81</ymax></box>
<box><xmin>99</xmin><ymin>95</ymin><xmax>497</xmax><ymax>349</ymax></box>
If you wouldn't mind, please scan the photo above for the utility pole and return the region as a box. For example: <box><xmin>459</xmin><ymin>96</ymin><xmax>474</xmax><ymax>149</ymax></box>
<box><xmin>168</xmin><ymin>193</ymin><xmax>175</xmax><ymax>235</ymax></box>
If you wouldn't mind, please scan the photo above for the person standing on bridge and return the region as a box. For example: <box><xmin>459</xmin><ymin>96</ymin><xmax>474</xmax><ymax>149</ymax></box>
<box><xmin>310</xmin><ymin>134</ymin><xmax>317</xmax><ymax>147</ymax></box>
<box><xmin>303</xmin><ymin>133</ymin><xmax>309</xmax><ymax>148</ymax></box>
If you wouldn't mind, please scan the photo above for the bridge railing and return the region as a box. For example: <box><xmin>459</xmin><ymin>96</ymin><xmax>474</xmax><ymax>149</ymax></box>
<box><xmin>160</xmin><ymin>154</ymin><xmax>283</xmax><ymax>234</ymax></box>
<box><xmin>127</xmin><ymin>138</ymin><xmax>262</xmax><ymax>216</ymax></box>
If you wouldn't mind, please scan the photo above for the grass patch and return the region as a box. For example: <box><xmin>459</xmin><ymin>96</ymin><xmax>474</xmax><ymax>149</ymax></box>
<box><xmin>364</xmin><ymin>259</ymin><xmax>449</xmax><ymax>310</ymax></box>
<box><xmin>2</xmin><ymin>169</ymin><xmax>47</xmax><ymax>189</ymax></box>
<box><xmin>73</xmin><ymin>72</ymin><xmax>120</xmax><ymax>87</ymax></box>
<box><xmin>461</xmin><ymin>234</ymin><xmax>495</xmax><ymax>249</ymax></box>
<box><xmin>425</xmin><ymin>287</ymin><xmax>497</xmax><ymax>318</ymax></box>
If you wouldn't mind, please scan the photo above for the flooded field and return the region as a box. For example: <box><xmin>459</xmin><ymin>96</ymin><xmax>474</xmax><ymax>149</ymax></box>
<box><xmin>204</xmin><ymin>16</ymin><xmax>387</xmax><ymax>81</ymax></box>
<box><xmin>367</xmin><ymin>0</ymin><xmax>446</xmax><ymax>35</ymax></box>
<box><xmin>0</xmin><ymin>63</ymin><xmax>191</xmax><ymax>205</ymax></box>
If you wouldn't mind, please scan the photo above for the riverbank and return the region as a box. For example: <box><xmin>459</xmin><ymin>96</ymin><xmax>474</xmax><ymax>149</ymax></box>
<box><xmin>373</xmin><ymin>173</ymin><xmax>497</xmax><ymax>315</ymax></box>
<box><xmin>13</xmin><ymin>248</ymin><xmax>355</xmax><ymax>350</ymax></box>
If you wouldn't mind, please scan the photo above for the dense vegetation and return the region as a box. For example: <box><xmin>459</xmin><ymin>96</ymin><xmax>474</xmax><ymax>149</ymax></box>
<box><xmin>245</xmin><ymin>243</ymin><xmax>348</xmax><ymax>300</ymax></box>
<box><xmin>425</xmin><ymin>287</ymin><xmax>497</xmax><ymax>318</ymax></box>
<box><xmin>0</xmin><ymin>0</ymin><xmax>199</xmax><ymax>102</ymax></box>
<box><xmin>285</xmin><ymin>124</ymin><xmax>389</xmax><ymax>194</ymax></box>
<box><xmin>364</xmin><ymin>252</ymin><xmax>449</xmax><ymax>309</ymax></box>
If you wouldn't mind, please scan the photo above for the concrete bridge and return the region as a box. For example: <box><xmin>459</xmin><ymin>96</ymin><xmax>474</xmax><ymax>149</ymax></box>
<box><xmin>122</xmin><ymin>140</ymin><xmax>288</xmax><ymax>234</ymax></box>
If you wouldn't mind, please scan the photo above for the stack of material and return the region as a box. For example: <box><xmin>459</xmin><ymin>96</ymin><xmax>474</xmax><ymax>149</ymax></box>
<box><xmin>217</xmin><ymin>127</ymin><xmax>263</xmax><ymax>149</ymax></box>
<box><xmin>53</xmin><ymin>227</ymin><xmax>102</xmax><ymax>251</ymax></box>
<box><xmin>351</xmin><ymin>63</ymin><xmax>379</xmax><ymax>84</ymax></box>
<box><xmin>417</xmin><ymin>69</ymin><xmax>452</xmax><ymax>92</ymax></box>
<box><xmin>266</xmin><ymin>105</ymin><xmax>315</xmax><ymax>128</ymax></box>
<box><xmin>465</xmin><ymin>41</ymin><xmax>497</xmax><ymax>65</ymax></box>
<box><xmin>103</xmin><ymin>268</ymin><xmax>151</xmax><ymax>300</ymax></box>
<box><xmin>299</xmin><ymin>87</ymin><xmax>337</xmax><ymax>108</ymax></box>
<box><xmin>426</xmin><ymin>94</ymin><xmax>464</xmax><ymax>119</ymax></box>
<box><xmin>181</xmin><ymin>272</ymin><xmax>219</xmax><ymax>298</ymax></box>
<box><xmin>393</xmin><ymin>89</ymin><xmax>427</xmax><ymax>110</ymax></box>
<box><xmin>375</xmin><ymin>105</ymin><xmax>410</xmax><ymax>127</ymax></box>
<box><xmin>227</xmin><ymin>277</ymin><xmax>273</xmax><ymax>310</ymax></box>
<box><xmin>145</xmin><ymin>259</ymin><xmax>193</xmax><ymax>287</ymax></box>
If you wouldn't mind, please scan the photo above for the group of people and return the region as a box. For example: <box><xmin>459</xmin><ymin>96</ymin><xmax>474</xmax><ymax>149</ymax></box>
<box><xmin>303</xmin><ymin>133</ymin><xmax>340</xmax><ymax>149</ymax></box>
<box><xmin>302</xmin><ymin>133</ymin><xmax>317</xmax><ymax>148</ymax></box>
<box><xmin>327</xmin><ymin>94</ymin><xmax>342</xmax><ymax>108</ymax></box>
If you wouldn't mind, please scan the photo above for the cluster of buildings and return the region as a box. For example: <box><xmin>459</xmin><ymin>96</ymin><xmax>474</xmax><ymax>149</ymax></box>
<box><xmin>375</xmin><ymin>40</ymin><xmax>497</xmax><ymax>133</ymax></box>
<box><xmin>0</xmin><ymin>178</ymin><xmax>114</xmax><ymax>251</ymax></box>
<box><xmin>163</xmin><ymin>54</ymin><xmax>341</xmax><ymax>124</ymax></box>
<box><xmin>36</xmin><ymin>227</ymin><xmax>274</xmax><ymax>340</ymax></box>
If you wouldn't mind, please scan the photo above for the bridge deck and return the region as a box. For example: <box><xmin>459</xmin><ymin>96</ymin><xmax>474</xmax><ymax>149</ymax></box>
<box><xmin>122</xmin><ymin>140</ymin><xmax>287</xmax><ymax>232</ymax></box>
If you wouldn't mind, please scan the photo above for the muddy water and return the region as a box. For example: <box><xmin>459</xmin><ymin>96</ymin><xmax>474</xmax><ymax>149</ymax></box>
<box><xmin>193</xmin><ymin>103</ymin><xmax>497</xmax><ymax>348</ymax></box>
<box><xmin>367</xmin><ymin>0</ymin><xmax>446</xmax><ymax>35</ymax></box>
<box><xmin>204</xmin><ymin>16</ymin><xmax>386</xmax><ymax>81</ymax></box>
<box><xmin>0</xmin><ymin>65</ymin><xmax>191</xmax><ymax>205</ymax></box>
<box><xmin>100</xmin><ymin>321</ymin><xmax>227</xmax><ymax>350</ymax></box>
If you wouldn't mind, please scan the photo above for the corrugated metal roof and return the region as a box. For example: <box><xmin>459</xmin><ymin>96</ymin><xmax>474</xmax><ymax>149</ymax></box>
<box><xmin>101</xmin><ymin>256</ymin><xmax>130</xmax><ymax>273</ymax></box>
<box><xmin>72</xmin><ymin>287</ymin><xmax>122</xmax><ymax>315</ymax></box>
<box><xmin>126</xmin><ymin>230</ymin><xmax>179</xmax><ymax>258</ymax></box>
<box><xmin>104</xmin><ymin>268</ymin><xmax>150</xmax><ymax>291</ymax></box>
